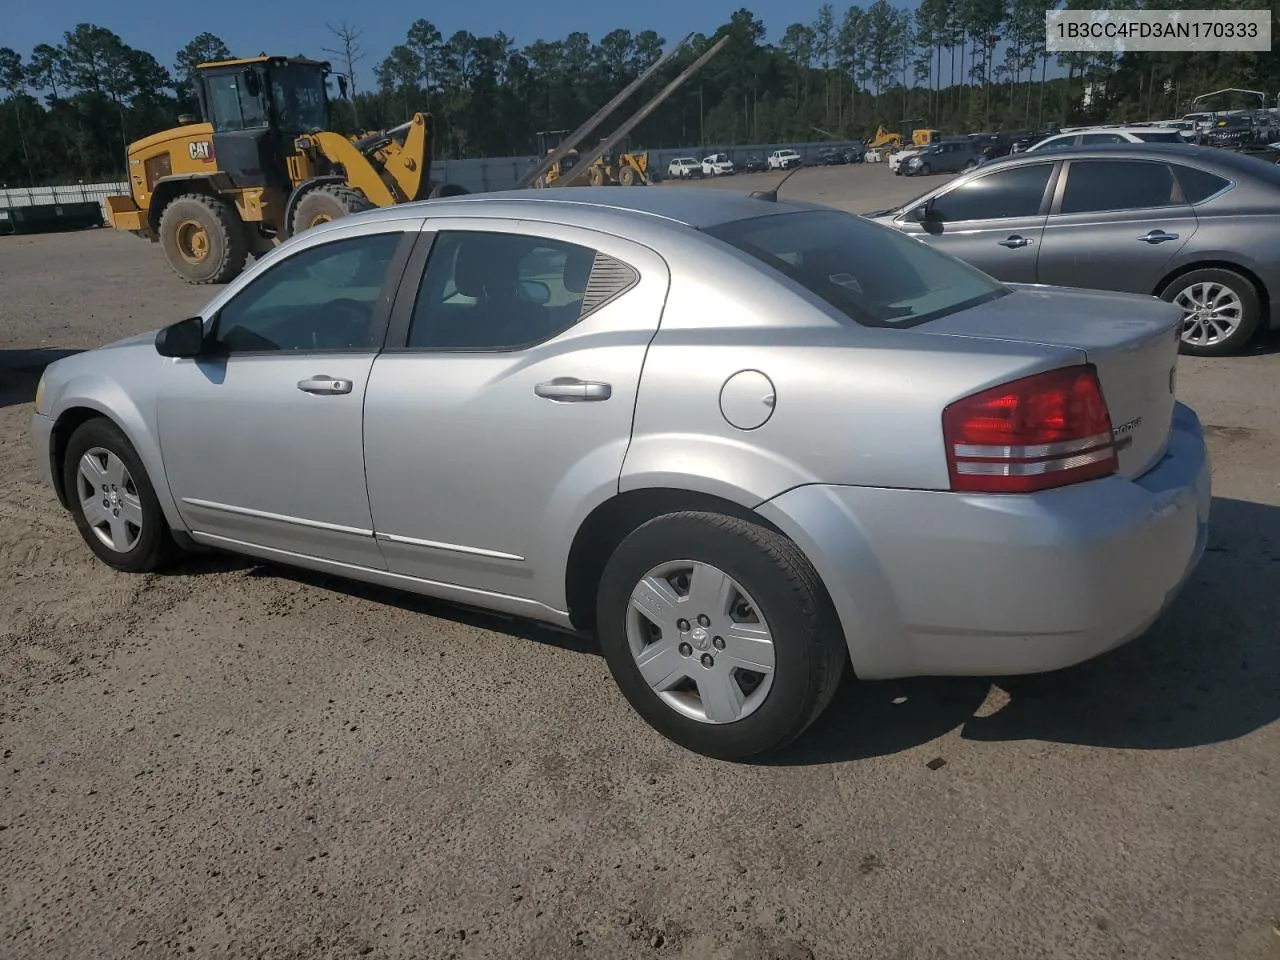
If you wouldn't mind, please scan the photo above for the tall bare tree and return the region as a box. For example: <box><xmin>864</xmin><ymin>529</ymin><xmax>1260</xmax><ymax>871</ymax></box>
<box><xmin>323</xmin><ymin>20</ymin><xmax>367</xmax><ymax>128</ymax></box>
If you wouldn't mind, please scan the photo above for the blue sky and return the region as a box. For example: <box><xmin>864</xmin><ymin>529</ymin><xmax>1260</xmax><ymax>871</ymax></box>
<box><xmin>4</xmin><ymin>0</ymin><xmax>917</xmax><ymax>87</ymax></box>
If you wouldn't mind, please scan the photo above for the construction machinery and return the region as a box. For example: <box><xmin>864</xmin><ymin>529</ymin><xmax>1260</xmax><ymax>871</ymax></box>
<box><xmin>523</xmin><ymin>33</ymin><xmax>729</xmax><ymax>190</ymax></box>
<box><xmin>866</xmin><ymin>119</ymin><xmax>942</xmax><ymax>152</ymax></box>
<box><xmin>105</xmin><ymin>54</ymin><xmax>468</xmax><ymax>284</ymax></box>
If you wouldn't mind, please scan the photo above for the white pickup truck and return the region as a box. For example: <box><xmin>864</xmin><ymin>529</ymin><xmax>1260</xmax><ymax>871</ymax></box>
<box><xmin>767</xmin><ymin>149</ymin><xmax>802</xmax><ymax>170</ymax></box>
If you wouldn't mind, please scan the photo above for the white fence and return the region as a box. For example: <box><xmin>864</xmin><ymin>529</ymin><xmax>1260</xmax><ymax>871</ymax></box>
<box><xmin>0</xmin><ymin>182</ymin><xmax>126</xmax><ymax>223</ymax></box>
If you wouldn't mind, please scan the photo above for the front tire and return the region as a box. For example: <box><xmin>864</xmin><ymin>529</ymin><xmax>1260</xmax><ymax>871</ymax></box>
<box><xmin>158</xmin><ymin>193</ymin><xmax>248</xmax><ymax>284</ymax></box>
<box><xmin>291</xmin><ymin>184</ymin><xmax>372</xmax><ymax>235</ymax></box>
<box><xmin>63</xmin><ymin>418</ymin><xmax>174</xmax><ymax>573</ymax></box>
<box><xmin>596</xmin><ymin>511</ymin><xmax>847</xmax><ymax>761</ymax></box>
<box><xmin>1159</xmin><ymin>267</ymin><xmax>1261</xmax><ymax>356</ymax></box>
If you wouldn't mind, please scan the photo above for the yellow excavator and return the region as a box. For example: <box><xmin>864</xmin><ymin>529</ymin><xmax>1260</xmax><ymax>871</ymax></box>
<box><xmin>105</xmin><ymin>54</ymin><xmax>468</xmax><ymax>284</ymax></box>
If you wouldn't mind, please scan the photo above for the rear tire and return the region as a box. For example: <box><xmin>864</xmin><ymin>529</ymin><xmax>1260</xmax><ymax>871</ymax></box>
<box><xmin>595</xmin><ymin>511</ymin><xmax>847</xmax><ymax>761</ymax></box>
<box><xmin>158</xmin><ymin>193</ymin><xmax>248</xmax><ymax>284</ymax></box>
<box><xmin>291</xmin><ymin>184</ymin><xmax>372</xmax><ymax>235</ymax></box>
<box><xmin>619</xmin><ymin>165</ymin><xmax>639</xmax><ymax>186</ymax></box>
<box><xmin>1158</xmin><ymin>267</ymin><xmax>1262</xmax><ymax>356</ymax></box>
<box><xmin>63</xmin><ymin>418</ymin><xmax>174</xmax><ymax>573</ymax></box>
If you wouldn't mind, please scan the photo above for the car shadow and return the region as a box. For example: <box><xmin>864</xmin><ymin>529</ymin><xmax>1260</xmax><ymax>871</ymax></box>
<box><xmin>164</xmin><ymin>494</ymin><xmax>1277</xmax><ymax>765</ymax></box>
<box><xmin>765</xmin><ymin>495</ymin><xmax>1280</xmax><ymax>765</ymax></box>
<box><xmin>0</xmin><ymin>348</ymin><xmax>83</xmax><ymax>409</ymax></box>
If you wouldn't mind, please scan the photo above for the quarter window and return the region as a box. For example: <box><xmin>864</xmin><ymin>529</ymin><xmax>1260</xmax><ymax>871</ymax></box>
<box><xmin>212</xmin><ymin>232</ymin><xmax>403</xmax><ymax>352</ymax></box>
<box><xmin>928</xmin><ymin>163</ymin><xmax>1054</xmax><ymax>222</ymax></box>
<box><xmin>407</xmin><ymin>231</ymin><xmax>638</xmax><ymax>351</ymax></box>
<box><xmin>1171</xmin><ymin>164</ymin><xmax>1231</xmax><ymax>203</ymax></box>
<box><xmin>1059</xmin><ymin>160</ymin><xmax>1180</xmax><ymax>214</ymax></box>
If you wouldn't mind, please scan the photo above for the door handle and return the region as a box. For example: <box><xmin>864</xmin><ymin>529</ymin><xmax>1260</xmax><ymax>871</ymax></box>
<box><xmin>534</xmin><ymin>378</ymin><xmax>612</xmax><ymax>402</ymax></box>
<box><xmin>998</xmin><ymin>235</ymin><xmax>1033</xmax><ymax>248</ymax></box>
<box><xmin>1137</xmin><ymin>230</ymin><xmax>1179</xmax><ymax>244</ymax></box>
<box><xmin>297</xmin><ymin>375</ymin><xmax>353</xmax><ymax>395</ymax></box>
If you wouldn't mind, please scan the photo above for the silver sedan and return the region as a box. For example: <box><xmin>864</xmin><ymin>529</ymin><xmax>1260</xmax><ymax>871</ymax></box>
<box><xmin>31</xmin><ymin>188</ymin><xmax>1211</xmax><ymax>760</ymax></box>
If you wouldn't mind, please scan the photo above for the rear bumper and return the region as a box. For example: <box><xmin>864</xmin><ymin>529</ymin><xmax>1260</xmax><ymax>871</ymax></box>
<box><xmin>756</xmin><ymin>402</ymin><xmax>1211</xmax><ymax>680</ymax></box>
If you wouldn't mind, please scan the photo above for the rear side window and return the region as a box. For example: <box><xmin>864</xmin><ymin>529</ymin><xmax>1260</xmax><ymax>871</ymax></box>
<box><xmin>1059</xmin><ymin>160</ymin><xmax>1179</xmax><ymax>214</ymax></box>
<box><xmin>703</xmin><ymin>209</ymin><xmax>1006</xmax><ymax>328</ymax></box>
<box><xmin>407</xmin><ymin>231</ymin><xmax>637</xmax><ymax>351</ymax></box>
<box><xmin>929</xmin><ymin>163</ymin><xmax>1055</xmax><ymax>221</ymax></box>
<box><xmin>1171</xmin><ymin>164</ymin><xmax>1232</xmax><ymax>202</ymax></box>
<box><xmin>1135</xmin><ymin>130</ymin><xmax>1184</xmax><ymax>143</ymax></box>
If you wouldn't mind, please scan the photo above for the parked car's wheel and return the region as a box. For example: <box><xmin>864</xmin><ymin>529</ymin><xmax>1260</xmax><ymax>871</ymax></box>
<box><xmin>963</xmin><ymin>160</ymin><xmax>977</xmax><ymax>171</ymax></box>
<box><xmin>62</xmin><ymin>418</ymin><xmax>174</xmax><ymax>573</ymax></box>
<box><xmin>595</xmin><ymin>511</ymin><xmax>846</xmax><ymax>760</ymax></box>
<box><xmin>918</xmin><ymin>163</ymin><xmax>932</xmax><ymax>175</ymax></box>
<box><xmin>1159</xmin><ymin>267</ymin><xmax>1262</xmax><ymax>356</ymax></box>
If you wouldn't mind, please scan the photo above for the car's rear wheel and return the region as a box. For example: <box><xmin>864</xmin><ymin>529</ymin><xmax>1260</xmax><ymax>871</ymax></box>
<box><xmin>63</xmin><ymin>418</ymin><xmax>174</xmax><ymax>573</ymax></box>
<box><xmin>1159</xmin><ymin>267</ymin><xmax>1261</xmax><ymax>356</ymax></box>
<box><xmin>595</xmin><ymin>511</ymin><xmax>846</xmax><ymax>761</ymax></box>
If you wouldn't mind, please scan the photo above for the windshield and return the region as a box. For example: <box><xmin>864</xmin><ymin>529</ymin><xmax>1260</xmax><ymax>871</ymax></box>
<box><xmin>1135</xmin><ymin>130</ymin><xmax>1184</xmax><ymax>142</ymax></box>
<box><xmin>269</xmin><ymin>64</ymin><xmax>328</xmax><ymax>133</ymax></box>
<box><xmin>703</xmin><ymin>209</ymin><xmax>1007</xmax><ymax>328</ymax></box>
<box><xmin>205</xmin><ymin>72</ymin><xmax>268</xmax><ymax>133</ymax></box>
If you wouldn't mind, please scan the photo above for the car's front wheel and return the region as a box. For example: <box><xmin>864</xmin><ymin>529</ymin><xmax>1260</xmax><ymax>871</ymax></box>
<box><xmin>63</xmin><ymin>418</ymin><xmax>174</xmax><ymax>573</ymax></box>
<box><xmin>596</xmin><ymin>511</ymin><xmax>846</xmax><ymax>760</ymax></box>
<box><xmin>1159</xmin><ymin>267</ymin><xmax>1262</xmax><ymax>356</ymax></box>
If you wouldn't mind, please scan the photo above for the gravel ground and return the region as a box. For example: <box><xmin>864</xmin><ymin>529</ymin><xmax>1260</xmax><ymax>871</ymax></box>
<box><xmin>2</xmin><ymin>164</ymin><xmax>1279</xmax><ymax>960</ymax></box>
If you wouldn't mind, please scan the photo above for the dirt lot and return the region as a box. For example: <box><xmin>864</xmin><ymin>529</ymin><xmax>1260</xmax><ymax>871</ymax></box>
<box><xmin>2</xmin><ymin>164</ymin><xmax>1279</xmax><ymax>960</ymax></box>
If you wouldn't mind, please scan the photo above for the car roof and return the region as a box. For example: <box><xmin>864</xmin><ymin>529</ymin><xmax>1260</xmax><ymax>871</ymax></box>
<box><xmin>306</xmin><ymin>186</ymin><xmax>823</xmax><ymax>235</ymax></box>
<box><xmin>981</xmin><ymin>141</ymin><xmax>1231</xmax><ymax>166</ymax></box>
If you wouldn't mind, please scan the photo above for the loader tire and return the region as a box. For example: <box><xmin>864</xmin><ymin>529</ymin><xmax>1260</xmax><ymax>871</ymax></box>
<box><xmin>158</xmin><ymin>194</ymin><xmax>248</xmax><ymax>285</ymax></box>
<box><xmin>428</xmin><ymin>181</ymin><xmax>470</xmax><ymax>199</ymax></box>
<box><xmin>618</xmin><ymin>165</ymin><xmax>639</xmax><ymax>186</ymax></box>
<box><xmin>291</xmin><ymin>184</ymin><xmax>372</xmax><ymax>234</ymax></box>
<box><xmin>588</xmin><ymin>165</ymin><xmax>605</xmax><ymax>187</ymax></box>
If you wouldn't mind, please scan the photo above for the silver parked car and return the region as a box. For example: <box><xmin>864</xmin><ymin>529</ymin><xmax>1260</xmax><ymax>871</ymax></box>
<box><xmin>31</xmin><ymin>188</ymin><xmax>1210</xmax><ymax>760</ymax></box>
<box><xmin>870</xmin><ymin>143</ymin><xmax>1280</xmax><ymax>356</ymax></box>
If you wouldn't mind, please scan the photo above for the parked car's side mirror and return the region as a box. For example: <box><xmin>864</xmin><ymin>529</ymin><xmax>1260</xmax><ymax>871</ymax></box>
<box><xmin>155</xmin><ymin>316</ymin><xmax>207</xmax><ymax>358</ymax></box>
<box><xmin>906</xmin><ymin>199</ymin><xmax>937</xmax><ymax>223</ymax></box>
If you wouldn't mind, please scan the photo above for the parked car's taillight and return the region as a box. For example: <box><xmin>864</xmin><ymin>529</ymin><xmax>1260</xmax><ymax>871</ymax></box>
<box><xmin>942</xmin><ymin>365</ymin><xmax>1118</xmax><ymax>494</ymax></box>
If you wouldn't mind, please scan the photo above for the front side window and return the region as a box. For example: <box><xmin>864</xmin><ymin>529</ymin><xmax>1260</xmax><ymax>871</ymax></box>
<box><xmin>1058</xmin><ymin>160</ymin><xmax>1180</xmax><ymax>214</ymax></box>
<box><xmin>928</xmin><ymin>163</ymin><xmax>1055</xmax><ymax>222</ymax></box>
<box><xmin>407</xmin><ymin>231</ymin><xmax>637</xmax><ymax>351</ymax></box>
<box><xmin>1034</xmin><ymin>135</ymin><xmax>1077</xmax><ymax>152</ymax></box>
<box><xmin>204</xmin><ymin>72</ymin><xmax>268</xmax><ymax>133</ymax></box>
<box><xmin>212</xmin><ymin>232</ymin><xmax>404</xmax><ymax>352</ymax></box>
<box><xmin>703</xmin><ymin>209</ymin><xmax>1006</xmax><ymax>329</ymax></box>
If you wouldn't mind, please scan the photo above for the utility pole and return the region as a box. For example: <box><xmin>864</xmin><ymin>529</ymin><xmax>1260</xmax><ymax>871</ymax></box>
<box><xmin>323</xmin><ymin>20</ymin><xmax>366</xmax><ymax>129</ymax></box>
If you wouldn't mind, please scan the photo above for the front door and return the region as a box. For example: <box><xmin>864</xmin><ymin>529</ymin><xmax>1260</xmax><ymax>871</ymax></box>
<box><xmin>896</xmin><ymin>160</ymin><xmax>1058</xmax><ymax>284</ymax></box>
<box><xmin>362</xmin><ymin>221</ymin><xmax>669</xmax><ymax>611</ymax></box>
<box><xmin>157</xmin><ymin>224</ymin><xmax>418</xmax><ymax>567</ymax></box>
<box><xmin>1035</xmin><ymin>157</ymin><xmax>1197</xmax><ymax>294</ymax></box>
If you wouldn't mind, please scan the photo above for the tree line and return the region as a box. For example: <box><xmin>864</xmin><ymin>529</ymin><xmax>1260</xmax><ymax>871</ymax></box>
<box><xmin>2</xmin><ymin>3</ymin><xmax>1277</xmax><ymax>186</ymax></box>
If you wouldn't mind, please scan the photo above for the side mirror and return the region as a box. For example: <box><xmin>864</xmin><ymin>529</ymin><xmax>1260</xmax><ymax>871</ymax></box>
<box><xmin>906</xmin><ymin>200</ymin><xmax>935</xmax><ymax>223</ymax></box>
<box><xmin>155</xmin><ymin>316</ymin><xmax>207</xmax><ymax>358</ymax></box>
<box><xmin>242</xmin><ymin>68</ymin><xmax>261</xmax><ymax>98</ymax></box>
<box><xmin>337</xmin><ymin>75</ymin><xmax>349</xmax><ymax>99</ymax></box>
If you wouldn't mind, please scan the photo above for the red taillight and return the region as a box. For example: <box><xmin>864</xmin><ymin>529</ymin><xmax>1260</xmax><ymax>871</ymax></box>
<box><xmin>942</xmin><ymin>364</ymin><xmax>1118</xmax><ymax>494</ymax></box>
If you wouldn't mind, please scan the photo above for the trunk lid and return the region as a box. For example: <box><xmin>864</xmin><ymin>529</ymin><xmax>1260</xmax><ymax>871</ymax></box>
<box><xmin>920</xmin><ymin>284</ymin><xmax>1181</xmax><ymax>479</ymax></box>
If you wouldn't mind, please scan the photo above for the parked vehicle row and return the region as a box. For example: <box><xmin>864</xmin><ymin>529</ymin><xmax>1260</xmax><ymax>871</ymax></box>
<box><xmin>868</xmin><ymin>142</ymin><xmax>1280</xmax><ymax>356</ymax></box>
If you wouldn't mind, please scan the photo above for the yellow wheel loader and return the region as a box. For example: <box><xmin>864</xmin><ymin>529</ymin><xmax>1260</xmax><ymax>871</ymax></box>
<box><xmin>105</xmin><ymin>55</ymin><xmax>468</xmax><ymax>284</ymax></box>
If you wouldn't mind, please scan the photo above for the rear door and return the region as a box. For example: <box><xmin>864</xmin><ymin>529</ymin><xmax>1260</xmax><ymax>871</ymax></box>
<box><xmin>361</xmin><ymin>220</ymin><xmax>669</xmax><ymax>609</ymax></box>
<box><xmin>893</xmin><ymin>160</ymin><xmax>1057</xmax><ymax>283</ymax></box>
<box><xmin>1035</xmin><ymin>158</ymin><xmax>1198</xmax><ymax>294</ymax></box>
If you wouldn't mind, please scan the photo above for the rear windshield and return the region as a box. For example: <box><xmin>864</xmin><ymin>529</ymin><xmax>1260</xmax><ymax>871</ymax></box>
<box><xmin>703</xmin><ymin>209</ymin><xmax>1007</xmax><ymax>328</ymax></box>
